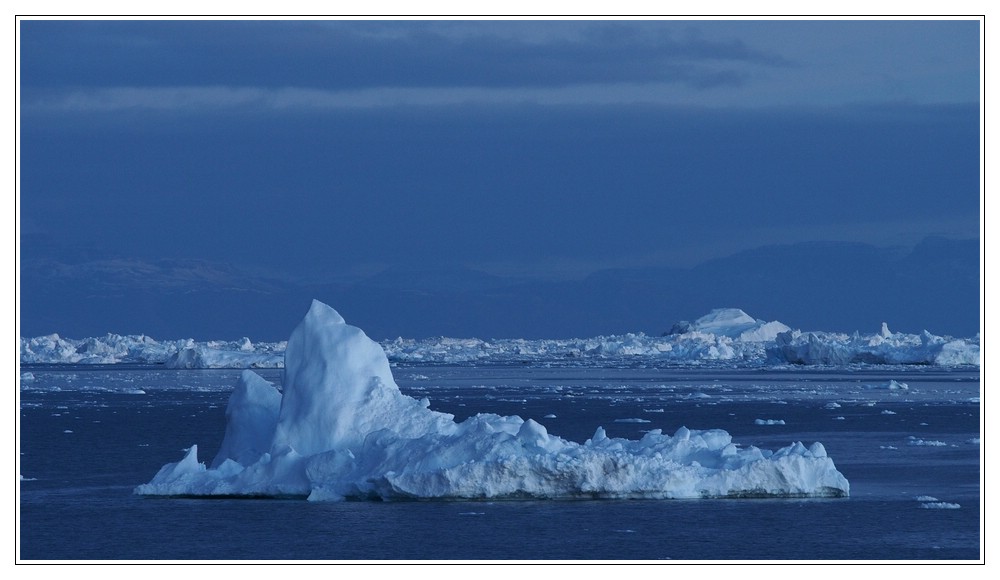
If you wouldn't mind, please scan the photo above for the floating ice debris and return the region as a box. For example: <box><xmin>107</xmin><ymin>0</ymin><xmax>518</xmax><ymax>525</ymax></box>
<box><xmin>920</xmin><ymin>502</ymin><xmax>961</xmax><ymax>509</ymax></box>
<box><xmin>863</xmin><ymin>380</ymin><xmax>909</xmax><ymax>391</ymax></box>
<box><xmin>135</xmin><ymin>301</ymin><xmax>850</xmax><ymax>501</ymax></box>
<box><xmin>916</xmin><ymin>495</ymin><xmax>939</xmax><ymax>501</ymax></box>
<box><xmin>614</xmin><ymin>418</ymin><xmax>652</xmax><ymax>424</ymax></box>
<box><xmin>543</xmin><ymin>414</ymin><xmax>557</xmax><ymax>419</ymax></box>
<box><xmin>20</xmin><ymin>372</ymin><xmax>34</xmax><ymax>381</ymax></box>
<box><xmin>881</xmin><ymin>410</ymin><xmax>897</xmax><ymax>415</ymax></box>
<box><xmin>755</xmin><ymin>419</ymin><xmax>786</xmax><ymax>426</ymax></box>
<box><xmin>966</xmin><ymin>437</ymin><xmax>981</xmax><ymax>445</ymax></box>
<box><xmin>824</xmin><ymin>402</ymin><xmax>842</xmax><ymax>409</ymax></box>
<box><xmin>833</xmin><ymin>417</ymin><xmax>846</xmax><ymax>421</ymax></box>
<box><xmin>907</xmin><ymin>437</ymin><xmax>947</xmax><ymax>447</ymax></box>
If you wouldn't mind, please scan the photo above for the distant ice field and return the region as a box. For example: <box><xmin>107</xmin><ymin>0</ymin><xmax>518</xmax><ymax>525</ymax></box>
<box><xmin>20</xmin><ymin>308</ymin><xmax>981</xmax><ymax>368</ymax></box>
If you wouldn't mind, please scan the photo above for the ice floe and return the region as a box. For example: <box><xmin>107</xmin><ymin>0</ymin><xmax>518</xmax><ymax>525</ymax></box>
<box><xmin>915</xmin><ymin>496</ymin><xmax>961</xmax><ymax>509</ymax></box>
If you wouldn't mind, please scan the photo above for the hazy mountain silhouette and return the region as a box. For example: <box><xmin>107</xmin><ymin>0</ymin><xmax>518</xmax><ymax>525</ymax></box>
<box><xmin>18</xmin><ymin>237</ymin><xmax>980</xmax><ymax>340</ymax></box>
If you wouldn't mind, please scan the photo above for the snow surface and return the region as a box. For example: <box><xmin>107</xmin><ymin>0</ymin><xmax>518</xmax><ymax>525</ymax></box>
<box><xmin>135</xmin><ymin>300</ymin><xmax>850</xmax><ymax>501</ymax></box>
<box><xmin>20</xmin><ymin>309</ymin><xmax>979</xmax><ymax>368</ymax></box>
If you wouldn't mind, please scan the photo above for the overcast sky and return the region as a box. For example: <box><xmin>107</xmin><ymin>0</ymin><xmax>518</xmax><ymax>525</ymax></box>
<box><xmin>19</xmin><ymin>18</ymin><xmax>981</xmax><ymax>284</ymax></box>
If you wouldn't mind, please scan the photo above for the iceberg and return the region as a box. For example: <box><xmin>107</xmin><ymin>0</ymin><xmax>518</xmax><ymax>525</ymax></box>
<box><xmin>687</xmin><ymin>308</ymin><xmax>791</xmax><ymax>342</ymax></box>
<box><xmin>135</xmin><ymin>300</ymin><xmax>850</xmax><ymax>501</ymax></box>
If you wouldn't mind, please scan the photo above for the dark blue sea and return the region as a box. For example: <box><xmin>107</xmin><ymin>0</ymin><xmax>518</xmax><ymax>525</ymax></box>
<box><xmin>18</xmin><ymin>365</ymin><xmax>981</xmax><ymax>561</ymax></box>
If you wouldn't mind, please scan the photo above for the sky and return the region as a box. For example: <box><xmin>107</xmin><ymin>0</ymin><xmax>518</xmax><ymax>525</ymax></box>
<box><xmin>17</xmin><ymin>18</ymin><xmax>983</xmax><ymax>338</ymax></box>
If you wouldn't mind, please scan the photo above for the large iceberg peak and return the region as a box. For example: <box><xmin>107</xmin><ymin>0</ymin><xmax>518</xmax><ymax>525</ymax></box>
<box><xmin>275</xmin><ymin>300</ymin><xmax>454</xmax><ymax>457</ymax></box>
<box><xmin>304</xmin><ymin>298</ymin><xmax>346</xmax><ymax>325</ymax></box>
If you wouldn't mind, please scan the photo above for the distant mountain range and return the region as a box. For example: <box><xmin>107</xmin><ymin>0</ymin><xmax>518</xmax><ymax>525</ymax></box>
<box><xmin>18</xmin><ymin>236</ymin><xmax>980</xmax><ymax>340</ymax></box>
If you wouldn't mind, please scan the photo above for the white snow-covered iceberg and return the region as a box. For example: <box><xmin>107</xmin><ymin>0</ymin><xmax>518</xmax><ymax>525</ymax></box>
<box><xmin>135</xmin><ymin>300</ymin><xmax>850</xmax><ymax>501</ymax></box>
<box><xmin>685</xmin><ymin>308</ymin><xmax>791</xmax><ymax>342</ymax></box>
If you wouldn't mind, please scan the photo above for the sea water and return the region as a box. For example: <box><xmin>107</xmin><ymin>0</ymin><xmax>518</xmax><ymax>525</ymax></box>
<box><xmin>18</xmin><ymin>365</ymin><xmax>981</xmax><ymax>561</ymax></box>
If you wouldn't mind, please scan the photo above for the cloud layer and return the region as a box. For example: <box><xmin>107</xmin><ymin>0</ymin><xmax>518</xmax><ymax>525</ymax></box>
<box><xmin>21</xmin><ymin>19</ymin><xmax>980</xmax><ymax>111</ymax></box>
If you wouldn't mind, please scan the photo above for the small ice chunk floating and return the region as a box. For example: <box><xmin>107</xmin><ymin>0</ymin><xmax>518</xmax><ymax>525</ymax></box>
<box><xmin>135</xmin><ymin>301</ymin><xmax>849</xmax><ymax>501</ymax></box>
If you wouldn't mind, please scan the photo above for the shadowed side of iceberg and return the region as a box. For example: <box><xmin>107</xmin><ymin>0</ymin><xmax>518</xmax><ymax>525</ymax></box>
<box><xmin>135</xmin><ymin>300</ymin><xmax>849</xmax><ymax>501</ymax></box>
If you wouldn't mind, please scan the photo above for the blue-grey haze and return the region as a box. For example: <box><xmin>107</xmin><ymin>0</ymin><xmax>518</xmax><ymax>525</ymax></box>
<box><xmin>18</xmin><ymin>19</ymin><xmax>982</xmax><ymax>340</ymax></box>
